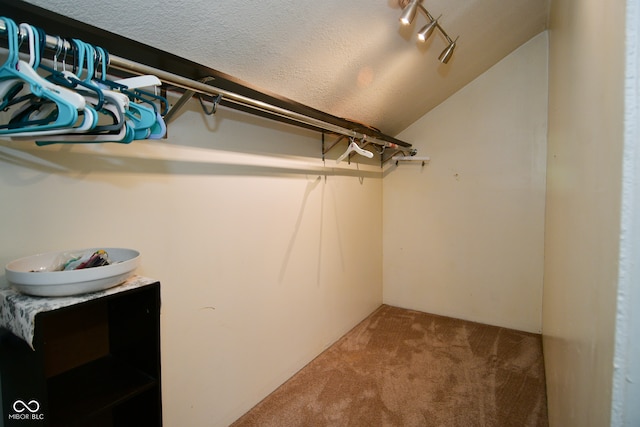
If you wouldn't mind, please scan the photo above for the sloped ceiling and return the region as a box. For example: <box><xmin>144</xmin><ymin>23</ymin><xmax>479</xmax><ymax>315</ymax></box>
<box><xmin>24</xmin><ymin>0</ymin><xmax>549</xmax><ymax>136</ymax></box>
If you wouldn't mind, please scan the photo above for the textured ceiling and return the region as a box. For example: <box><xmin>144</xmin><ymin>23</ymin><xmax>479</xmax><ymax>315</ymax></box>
<box><xmin>24</xmin><ymin>0</ymin><xmax>549</xmax><ymax>136</ymax></box>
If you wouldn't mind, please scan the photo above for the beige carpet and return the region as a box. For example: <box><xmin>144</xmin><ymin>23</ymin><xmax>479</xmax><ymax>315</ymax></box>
<box><xmin>232</xmin><ymin>305</ymin><xmax>548</xmax><ymax>427</ymax></box>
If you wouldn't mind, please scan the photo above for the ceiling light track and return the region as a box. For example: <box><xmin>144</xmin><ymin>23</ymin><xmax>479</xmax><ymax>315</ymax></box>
<box><xmin>399</xmin><ymin>0</ymin><xmax>458</xmax><ymax>64</ymax></box>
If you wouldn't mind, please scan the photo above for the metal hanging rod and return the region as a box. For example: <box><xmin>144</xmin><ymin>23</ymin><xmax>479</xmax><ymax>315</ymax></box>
<box><xmin>392</xmin><ymin>155</ymin><xmax>430</xmax><ymax>166</ymax></box>
<box><xmin>109</xmin><ymin>56</ymin><xmax>408</xmax><ymax>150</ymax></box>
<box><xmin>0</xmin><ymin>19</ymin><xmax>415</xmax><ymax>156</ymax></box>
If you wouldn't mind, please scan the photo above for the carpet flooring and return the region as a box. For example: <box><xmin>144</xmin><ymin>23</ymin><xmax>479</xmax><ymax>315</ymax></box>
<box><xmin>231</xmin><ymin>305</ymin><xmax>548</xmax><ymax>427</ymax></box>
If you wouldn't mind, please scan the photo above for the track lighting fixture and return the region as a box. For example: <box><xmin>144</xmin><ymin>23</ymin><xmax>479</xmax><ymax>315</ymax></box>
<box><xmin>398</xmin><ymin>0</ymin><xmax>458</xmax><ymax>64</ymax></box>
<box><xmin>417</xmin><ymin>17</ymin><xmax>439</xmax><ymax>42</ymax></box>
<box><xmin>399</xmin><ymin>0</ymin><xmax>420</xmax><ymax>25</ymax></box>
<box><xmin>438</xmin><ymin>37</ymin><xmax>458</xmax><ymax>64</ymax></box>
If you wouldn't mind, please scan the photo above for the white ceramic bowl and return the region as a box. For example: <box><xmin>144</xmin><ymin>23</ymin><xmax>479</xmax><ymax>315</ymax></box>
<box><xmin>5</xmin><ymin>248</ymin><xmax>140</xmax><ymax>297</ymax></box>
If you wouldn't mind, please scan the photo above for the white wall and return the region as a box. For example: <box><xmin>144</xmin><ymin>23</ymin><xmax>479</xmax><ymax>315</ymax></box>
<box><xmin>543</xmin><ymin>0</ymin><xmax>626</xmax><ymax>426</ymax></box>
<box><xmin>382</xmin><ymin>33</ymin><xmax>548</xmax><ymax>333</ymax></box>
<box><xmin>612</xmin><ymin>2</ymin><xmax>640</xmax><ymax>424</ymax></box>
<box><xmin>0</xmin><ymin>99</ymin><xmax>383</xmax><ymax>426</ymax></box>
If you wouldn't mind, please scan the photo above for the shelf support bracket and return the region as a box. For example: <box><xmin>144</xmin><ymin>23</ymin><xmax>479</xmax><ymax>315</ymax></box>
<box><xmin>164</xmin><ymin>77</ymin><xmax>216</xmax><ymax>124</ymax></box>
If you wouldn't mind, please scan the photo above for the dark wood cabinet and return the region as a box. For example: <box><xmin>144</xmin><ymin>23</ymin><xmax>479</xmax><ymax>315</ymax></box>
<box><xmin>0</xmin><ymin>280</ymin><xmax>161</xmax><ymax>426</ymax></box>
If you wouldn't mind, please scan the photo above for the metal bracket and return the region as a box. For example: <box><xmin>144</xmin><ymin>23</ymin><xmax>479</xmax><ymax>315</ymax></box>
<box><xmin>164</xmin><ymin>76</ymin><xmax>216</xmax><ymax>124</ymax></box>
<box><xmin>382</xmin><ymin>147</ymin><xmax>418</xmax><ymax>165</ymax></box>
<box><xmin>322</xmin><ymin>134</ymin><xmax>348</xmax><ymax>158</ymax></box>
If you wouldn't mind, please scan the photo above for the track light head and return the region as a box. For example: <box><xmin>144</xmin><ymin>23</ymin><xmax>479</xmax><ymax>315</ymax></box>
<box><xmin>417</xmin><ymin>18</ymin><xmax>438</xmax><ymax>42</ymax></box>
<box><xmin>400</xmin><ymin>0</ymin><xmax>420</xmax><ymax>26</ymax></box>
<box><xmin>438</xmin><ymin>38</ymin><xmax>458</xmax><ymax>64</ymax></box>
<box><xmin>397</xmin><ymin>2</ymin><xmax>458</xmax><ymax>65</ymax></box>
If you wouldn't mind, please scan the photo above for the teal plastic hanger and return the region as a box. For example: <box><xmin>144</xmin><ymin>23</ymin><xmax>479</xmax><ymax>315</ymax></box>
<box><xmin>126</xmin><ymin>102</ymin><xmax>156</xmax><ymax>139</ymax></box>
<box><xmin>0</xmin><ymin>20</ymin><xmax>161</xmax><ymax>145</ymax></box>
<box><xmin>39</xmin><ymin>35</ymin><xmax>105</xmax><ymax>112</ymax></box>
<box><xmin>91</xmin><ymin>46</ymin><xmax>165</xmax><ymax>141</ymax></box>
<box><xmin>149</xmin><ymin>111</ymin><xmax>167</xmax><ymax>139</ymax></box>
<box><xmin>0</xmin><ymin>18</ymin><xmax>81</xmax><ymax>135</ymax></box>
<box><xmin>126</xmin><ymin>87</ymin><xmax>167</xmax><ymax>139</ymax></box>
<box><xmin>5</xmin><ymin>24</ymin><xmax>96</xmax><ymax>137</ymax></box>
<box><xmin>33</xmin><ymin>40</ymin><xmax>131</xmax><ymax>144</ymax></box>
<box><xmin>34</xmin><ymin>42</ymin><xmax>140</xmax><ymax>145</ymax></box>
<box><xmin>0</xmin><ymin>21</ymin><xmax>85</xmax><ymax>134</ymax></box>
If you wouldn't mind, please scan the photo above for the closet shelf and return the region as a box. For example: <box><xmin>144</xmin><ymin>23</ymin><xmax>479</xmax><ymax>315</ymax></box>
<box><xmin>1</xmin><ymin>0</ymin><xmax>414</xmax><ymax>164</ymax></box>
<box><xmin>47</xmin><ymin>355</ymin><xmax>158</xmax><ymax>426</ymax></box>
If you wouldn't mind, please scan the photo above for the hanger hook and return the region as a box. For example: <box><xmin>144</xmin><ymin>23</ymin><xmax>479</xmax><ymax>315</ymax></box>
<box><xmin>52</xmin><ymin>36</ymin><xmax>62</xmax><ymax>71</ymax></box>
<box><xmin>96</xmin><ymin>46</ymin><xmax>110</xmax><ymax>81</ymax></box>
<box><xmin>16</xmin><ymin>23</ymin><xmax>25</xmax><ymax>47</ymax></box>
<box><xmin>61</xmin><ymin>39</ymin><xmax>69</xmax><ymax>71</ymax></box>
<box><xmin>197</xmin><ymin>93</ymin><xmax>222</xmax><ymax>115</ymax></box>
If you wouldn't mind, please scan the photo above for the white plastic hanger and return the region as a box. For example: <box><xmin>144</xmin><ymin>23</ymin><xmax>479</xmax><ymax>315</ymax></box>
<box><xmin>16</xmin><ymin>24</ymin><xmax>85</xmax><ymax>111</ymax></box>
<box><xmin>336</xmin><ymin>138</ymin><xmax>374</xmax><ymax>164</ymax></box>
<box><xmin>0</xmin><ymin>79</ymin><xmax>23</xmax><ymax>102</ymax></box>
<box><xmin>114</xmin><ymin>75</ymin><xmax>161</xmax><ymax>89</ymax></box>
<box><xmin>7</xmin><ymin>27</ymin><xmax>100</xmax><ymax>139</ymax></box>
<box><xmin>10</xmin><ymin>39</ymin><xmax>131</xmax><ymax>143</ymax></box>
<box><xmin>0</xmin><ymin>23</ymin><xmax>86</xmax><ymax>138</ymax></box>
